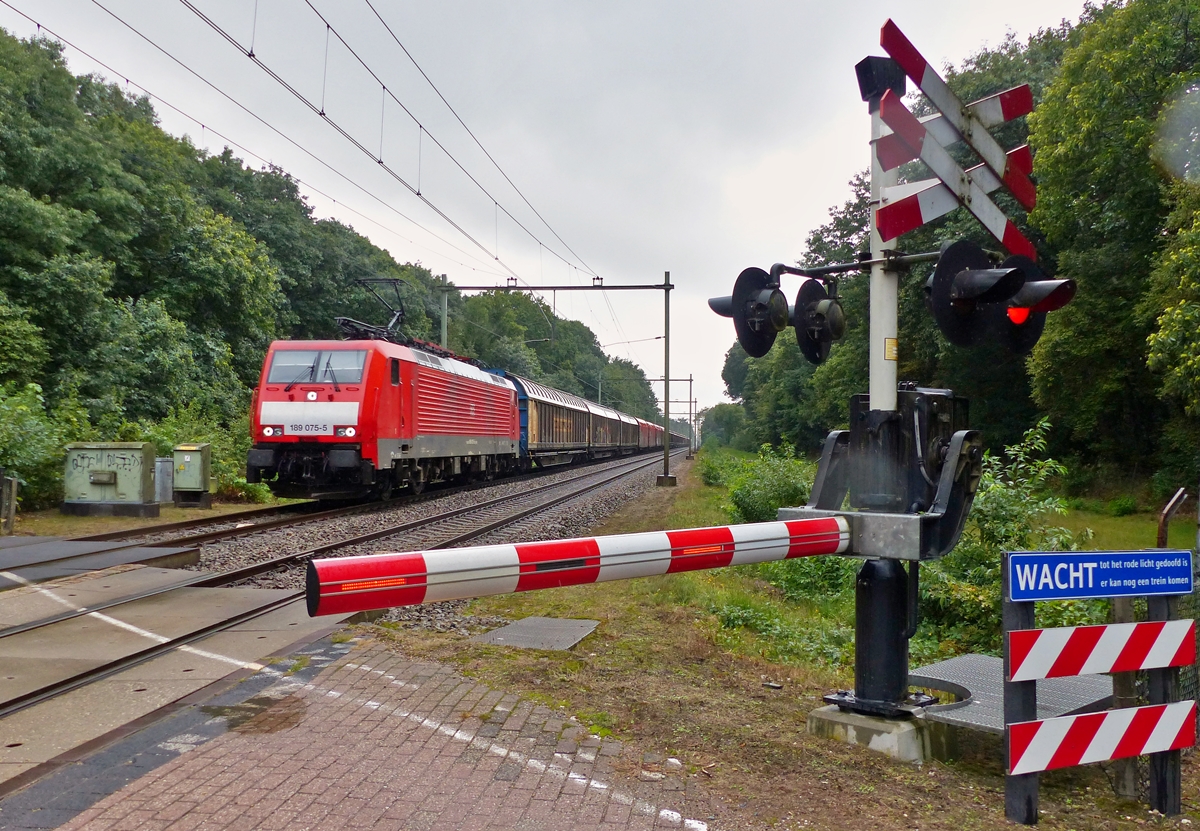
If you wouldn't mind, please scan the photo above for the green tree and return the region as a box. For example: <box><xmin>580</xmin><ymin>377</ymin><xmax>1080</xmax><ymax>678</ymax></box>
<box><xmin>1028</xmin><ymin>0</ymin><xmax>1197</xmax><ymax>467</ymax></box>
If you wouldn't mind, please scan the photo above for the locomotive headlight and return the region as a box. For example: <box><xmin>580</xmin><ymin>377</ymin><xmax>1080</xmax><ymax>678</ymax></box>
<box><xmin>344</xmin><ymin>427</ymin><xmax>356</xmax><ymax>438</ymax></box>
<box><xmin>262</xmin><ymin>426</ymin><xmax>275</xmax><ymax>437</ymax></box>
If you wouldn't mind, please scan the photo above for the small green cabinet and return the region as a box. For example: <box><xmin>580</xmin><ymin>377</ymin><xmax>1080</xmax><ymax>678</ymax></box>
<box><xmin>173</xmin><ymin>443</ymin><xmax>212</xmax><ymax>508</ymax></box>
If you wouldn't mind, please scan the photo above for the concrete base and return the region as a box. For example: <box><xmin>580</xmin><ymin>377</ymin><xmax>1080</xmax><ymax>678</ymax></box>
<box><xmin>655</xmin><ymin>475</ymin><xmax>677</xmax><ymax>487</ymax></box>
<box><xmin>172</xmin><ymin>491</ymin><xmax>212</xmax><ymax>509</ymax></box>
<box><xmin>60</xmin><ymin>501</ymin><xmax>159</xmax><ymax>518</ymax></box>
<box><xmin>807</xmin><ymin>705</ymin><xmax>957</xmax><ymax>764</ymax></box>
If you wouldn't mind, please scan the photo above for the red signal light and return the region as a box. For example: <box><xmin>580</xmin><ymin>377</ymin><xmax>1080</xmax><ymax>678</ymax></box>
<box><xmin>1008</xmin><ymin>307</ymin><xmax>1031</xmax><ymax>325</ymax></box>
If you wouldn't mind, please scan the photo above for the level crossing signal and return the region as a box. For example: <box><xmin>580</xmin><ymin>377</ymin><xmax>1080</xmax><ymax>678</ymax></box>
<box><xmin>708</xmin><ymin>266</ymin><xmax>845</xmax><ymax>362</ymax></box>
<box><xmin>926</xmin><ymin>240</ymin><xmax>1076</xmax><ymax>354</ymax></box>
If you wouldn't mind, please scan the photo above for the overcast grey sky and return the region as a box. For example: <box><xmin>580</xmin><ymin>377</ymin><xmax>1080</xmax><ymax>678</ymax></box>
<box><xmin>2</xmin><ymin>1</ymin><xmax>1088</xmax><ymax>414</ymax></box>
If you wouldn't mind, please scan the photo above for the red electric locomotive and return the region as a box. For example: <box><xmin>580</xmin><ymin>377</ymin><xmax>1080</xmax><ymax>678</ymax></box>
<box><xmin>247</xmin><ymin>339</ymin><xmax>520</xmax><ymax>499</ymax></box>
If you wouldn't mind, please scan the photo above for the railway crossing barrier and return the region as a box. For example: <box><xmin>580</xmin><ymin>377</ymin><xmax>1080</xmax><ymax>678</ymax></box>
<box><xmin>1002</xmin><ymin>549</ymin><xmax>1197</xmax><ymax>823</ymax></box>
<box><xmin>307</xmin><ymin>516</ymin><xmax>849</xmax><ymax>617</ymax></box>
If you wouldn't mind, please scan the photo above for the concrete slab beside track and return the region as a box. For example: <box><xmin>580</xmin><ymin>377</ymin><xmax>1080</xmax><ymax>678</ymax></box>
<box><xmin>0</xmin><ymin>566</ymin><xmax>354</xmax><ymax>796</ymax></box>
<box><xmin>0</xmin><ymin>538</ymin><xmax>198</xmax><ymax>588</ymax></box>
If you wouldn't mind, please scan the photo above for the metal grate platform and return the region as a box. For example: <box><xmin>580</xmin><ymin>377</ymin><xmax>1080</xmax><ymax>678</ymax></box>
<box><xmin>911</xmin><ymin>653</ymin><xmax>1113</xmax><ymax>734</ymax></box>
<box><xmin>471</xmin><ymin>617</ymin><xmax>599</xmax><ymax>651</ymax></box>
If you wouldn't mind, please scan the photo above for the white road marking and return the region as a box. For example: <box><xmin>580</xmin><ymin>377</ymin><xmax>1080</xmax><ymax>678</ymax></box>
<box><xmin>0</xmin><ymin>570</ymin><xmax>267</xmax><ymax>671</ymax></box>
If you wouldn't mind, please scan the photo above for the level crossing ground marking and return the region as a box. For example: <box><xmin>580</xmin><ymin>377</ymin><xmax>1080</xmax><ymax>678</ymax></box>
<box><xmin>250</xmin><ymin>658</ymin><xmax>712</xmax><ymax>830</ymax></box>
<box><xmin>0</xmin><ymin>569</ymin><xmax>269</xmax><ymax>672</ymax></box>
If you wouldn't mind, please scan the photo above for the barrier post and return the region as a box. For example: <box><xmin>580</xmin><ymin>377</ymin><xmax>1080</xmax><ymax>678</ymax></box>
<box><xmin>1147</xmin><ymin>592</ymin><xmax>1182</xmax><ymax>815</ymax></box>
<box><xmin>1003</xmin><ymin>553</ymin><xmax>1038</xmax><ymax>825</ymax></box>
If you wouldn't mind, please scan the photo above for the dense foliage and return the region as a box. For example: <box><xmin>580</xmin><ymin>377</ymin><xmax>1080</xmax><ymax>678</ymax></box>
<box><xmin>704</xmin><ymin>0</ymin><xmax>1200</xmax><ymax>498</ymax></box>
<box><xmin>704</xmin><ymin>423</ymin><xmax>1095</xmax><ymax>666</ymax></box>
<box><xmin>0</xmin><ymin>32</ymin><xmax>663</xmax><ymax>509</ymax></box>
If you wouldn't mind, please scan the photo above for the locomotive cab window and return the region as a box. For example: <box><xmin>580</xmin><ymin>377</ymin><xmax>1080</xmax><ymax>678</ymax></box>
<box><xmin>267</xmin><ymin>349</ymin><xmax>368</xmax><ymax>385</ymax></box>
<box><xmin>390</xmin><ymin>358</ymin><xmax>400</xmax><ymax>386</ymax></box>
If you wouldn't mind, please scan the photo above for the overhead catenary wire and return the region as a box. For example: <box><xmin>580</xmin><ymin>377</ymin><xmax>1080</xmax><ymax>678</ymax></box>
<box><xmin>173</xmin><ymin>0</ymin><xmax>595</xmax><ymax>286</ymax></box>
<box><xmin>52</xmin><ymin>0</ymin><xmax>510</xmax><ymax>278</ymax></box>
<box><xmin>0</xmin><ymin>1</ymin><xmax>509</xmax><ymax>280</ymax></box>
<box><xmin>174</xmin><ymin>0</ymin><xmax>524</xmax><ymax>282</ymax></box>
<box><xmin>300</xmin><ymin>0</ymin><xmax>598</xmax><ymax>281</ymax></box>
<box><xmin>359</xmin><ymin>0</ymin><xmax>599</xmax><ymax>280</ymax></box>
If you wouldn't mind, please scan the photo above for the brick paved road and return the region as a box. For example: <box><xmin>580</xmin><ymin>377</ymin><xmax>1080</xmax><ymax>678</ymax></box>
<box><xmin>58</xmin><ymin>639</ymin><xmax>720</xmax><ymax>830</ymax></box>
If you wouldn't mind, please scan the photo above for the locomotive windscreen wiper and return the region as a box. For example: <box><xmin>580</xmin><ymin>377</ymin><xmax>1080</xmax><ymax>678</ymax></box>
<box><xmin>284</xmin><ymin>359</ymin><xmax>317</xmax><ymax>392</ymax></box>
<box><xmin>321</xmin><ymin>356</ymin><xmax>342</xmax><ymax>392</ymax></box>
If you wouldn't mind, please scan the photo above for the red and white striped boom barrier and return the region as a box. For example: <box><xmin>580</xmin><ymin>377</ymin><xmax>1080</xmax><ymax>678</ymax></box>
<box><xmin>307</xmin><ymin>516</ymin><xmax>849</xmax><ymax>617</ymax></box>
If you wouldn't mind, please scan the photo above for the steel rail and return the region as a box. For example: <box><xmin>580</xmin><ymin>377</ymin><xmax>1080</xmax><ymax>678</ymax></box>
<box><xmin>0</xmin><ymin>592</ymin><xmax>303</xmax><ymax>719</ymax></box>
<box><xmin>70</xmin><ymin>502</ymin><xmax>317</xmax><ymax>542</ymax></box>
<box><xmin>0</xmin><ymin>450</ymin><xmax>681</xmax><ymax>718</ymax></box>
<box><xmin>0</xmin><ymin>451</ymin><xmax>681</xmax><ymax>639</ymax></box>
<box><xmin>68</xmin><ymin>452</ymin><xmax>656</xmax><ymax>550</ymax></box>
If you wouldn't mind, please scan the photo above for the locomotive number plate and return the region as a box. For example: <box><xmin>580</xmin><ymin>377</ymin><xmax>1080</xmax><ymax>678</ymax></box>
<box><xmin>286</xmin><ymin>422</ymin><xmax>333</xmax><ymax>435</ymax></box>
<box><xmin>261</xmin><ymin>401</ymin><xmax>360</xmax><ymax>437</ymax></box>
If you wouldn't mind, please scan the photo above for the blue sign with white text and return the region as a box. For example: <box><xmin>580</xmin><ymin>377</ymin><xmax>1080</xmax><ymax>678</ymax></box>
<box><xmin>1008</xmin><ymin>550</ymin><xmax>1193</xmax><ymax>602</ymax></box>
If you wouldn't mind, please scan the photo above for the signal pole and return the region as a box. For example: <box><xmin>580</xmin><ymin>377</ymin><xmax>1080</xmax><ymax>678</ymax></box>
<box><xmin>658</xmin><ymin>272</ymin><xmax>676</xmax><ymax>485</ymax></box>
<box><xmin>848</xmin><ymin>56</ymin><xmax>911</xmax><ymax>715</ymax></box>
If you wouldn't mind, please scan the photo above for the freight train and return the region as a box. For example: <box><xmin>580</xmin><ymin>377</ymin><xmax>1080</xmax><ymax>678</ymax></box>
<box><xmin>246</xmin><ymin>338</ymin><xmax>685</xmax><ymax>500</ymax></box>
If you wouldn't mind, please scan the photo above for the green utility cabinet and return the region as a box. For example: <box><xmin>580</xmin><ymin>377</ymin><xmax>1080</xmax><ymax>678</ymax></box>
<box><xmin>62</xmin><ymin>442</ymin><xmax>159</xmax><ymax>517</ymax></box>
<box><xmin>173</xmin><ymin>443</ymin><xmax>212</xmax><ymax>508</ymax></box>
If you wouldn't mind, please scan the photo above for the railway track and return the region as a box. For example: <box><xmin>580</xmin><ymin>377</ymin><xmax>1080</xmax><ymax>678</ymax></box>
<box><xmin>67</xmin><ymin>452</ymin><xmax>665</xmax><ymax>552</ymax></box>
<box><xmin>0</xmin><ymin>450</ymin><xmax>682</xmax><ymax>720</ymax></box>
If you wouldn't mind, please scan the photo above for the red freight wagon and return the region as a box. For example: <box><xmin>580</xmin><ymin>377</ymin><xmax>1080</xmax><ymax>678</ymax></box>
<box><xmin>247</xmin><ymin>340</ymin><xmax>519</xmax><ymax>499</ymax></box>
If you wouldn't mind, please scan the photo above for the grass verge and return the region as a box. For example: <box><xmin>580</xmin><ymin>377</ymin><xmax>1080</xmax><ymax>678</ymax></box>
<box><xmin>365</xmin><ymin>456</ymin><xmax>1199</xmax><ymax>829</ymax></box>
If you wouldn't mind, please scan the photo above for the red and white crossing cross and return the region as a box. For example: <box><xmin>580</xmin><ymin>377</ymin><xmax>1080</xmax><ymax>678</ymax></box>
<box><xmin>307</xmin><ymin>516</ymin><xmax>850</xmax><ymax>617</ymax></box>
<box><xmin>1008</xmin><ymin>701</ymin><xmax>1197</xmax><ymax>775</ymax></box>
<box><xmin>880</xmin><ymin>20</ymin><xmax>1036</xmax><ymax>211</ymax></box>
<box><xmin>1008</xmin><ymin>620</ymin><xmax>1196</xmax><ymax>682</ymax></box>
<box><xmin>878</xmin><ymin>90</ymin><xmax>1036</xmax><ymax>260</ymax></box>
<box><xmin>876</xmin><ymin>145</ymin><xmax>1032</xmax><ymax>243</ymax></box>
<box><xmin>875</xmin><ymin>84</ymin><xmax>1033</xmax><ymax>173</ymax></box>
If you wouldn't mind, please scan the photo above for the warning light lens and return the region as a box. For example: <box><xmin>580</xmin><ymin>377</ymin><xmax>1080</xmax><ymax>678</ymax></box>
<box><xmin>1008</xmin><ymin>307</ymin><xmax>1031</xmax><ymax>325</ymax></box>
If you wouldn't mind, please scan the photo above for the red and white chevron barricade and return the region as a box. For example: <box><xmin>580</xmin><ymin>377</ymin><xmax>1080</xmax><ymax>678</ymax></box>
<box><xmin>1009</xmin><ymin>620</ymin><xmax>1197</xmax><ymax>682</ymax></box>
<box><xmin>1002</xmin><ymin>548</ymin><xmax>1197</xmax><ymax>823</ymax></box>
<box><xmin>1008</xmin><ymin>700</ymin><xmax>1197</xmax><ymax>775</ymax></box>
<box><xmin>306</xmin><ymin>516</ymin><xmax>849</xmax><ymax>617</ymax></box>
